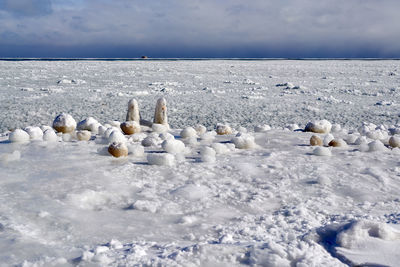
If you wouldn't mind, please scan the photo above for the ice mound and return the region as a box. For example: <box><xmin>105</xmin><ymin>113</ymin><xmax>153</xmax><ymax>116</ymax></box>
<box><xmin>254</xmin><ymin>124</ymin><xmax>271</xmax><ymax>133</ymax></box>
<box><xmin>24</xmin><ymin>126</ymin><xmax>43</xmax><ymax>140</ymax></box>
<box><xmin>368</xmin><ymin>140</ymin><xmax>386</xmax><ymax>152</ymax></box>
<box><xmin>152</xmin><ymin>123</ymin><xmax>168</xmax><ymax>133</ymax></box>
<box><xmin>305</xmin><ymin>120</ymin><xmax>332</xmax><ymax>134</ymax></box>
<box><xmin>232</xmin><ymin>133</ymin><xmax>256</xmax><ymax>149</ymax></box>
<box><xmin>200</xmin><ymin>131</ymin><xmax>217</xmax><ymax>142</ymax></box>
<box><xmin>147</xmin><ymin>153</ymin><xmax>175</xmax><ymax>166</ymax></box>
<box><xmin>127</xmin><ymin>144</ymin><xmax>145</xmax><ymax>157</ymax></box>
<box><xmin>335</xmin><ymin>220</ymin><xmax>400</xmax><ymax>266</ymax></box>
<box><xmin>211</xmin><ymin>143</ymin><xmax>234</xmax><ymax>154</ymax></box>
<box><xmin>159</xmin><ymin>132</ymin><xmax>174</xmax><ymax>141</ymax></box>
<box><xmin>180</xmin><ymin>127</ymin><xmax>197</xmax><ymax>139</ymax></box>
<box><xmin>9</xmin><ymin>129</ymin><xmax>30</xmax><ymax>143</ymax></box>
<box><xmin>313</xmin><ymin>147</ymin><xmax>331</xmax><ymax>156</ymax></box>
<box><xmin>67</xmin><ymin>189</ymin><xmax>119</xmax><ymax>210</ymax></box>
<box><xmin>328</xmin><ymin>138</ymin><xmax>347</xmax><ymax>148</ymax></box>
<box><xmin>142</xmin><ymin>134</ymin><xmax>161</xmax><ymax>147</ymax></box>
<box><xmin>161</xmin><ymin>139</ymin><xmax>185</xmax><ymax>154</ymax></box>
<box><xmin>43</xmin><ymin>129</ymin><xmax>58</xmax><ymax>142</ymax></box>
<box><xmin>53</xmin><ymin>113</ymin><xmax>77</xmax><ymax>133</ymax></box>
<box><xmin>200</xmin><ymin>146</ymin><xmax>216</xmax><ymax>163</ymax></box>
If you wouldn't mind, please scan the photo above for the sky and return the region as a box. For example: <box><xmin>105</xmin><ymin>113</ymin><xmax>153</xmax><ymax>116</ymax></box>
<box><xmin>0</xmin><ymin>0</ymin><xmax>399</xmax><ymax>58</ymax></box>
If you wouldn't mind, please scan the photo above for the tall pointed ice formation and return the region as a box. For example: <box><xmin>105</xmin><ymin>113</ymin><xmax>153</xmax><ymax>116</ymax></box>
<box><xmin>153</xmin><ymin>97</ymin><xmax>168</xmax><ymax>125</ymax></box>
<box><xmin>126</xmin><ymin>99</ymin><xmax>140</xmax><ymax>123</ymax></box>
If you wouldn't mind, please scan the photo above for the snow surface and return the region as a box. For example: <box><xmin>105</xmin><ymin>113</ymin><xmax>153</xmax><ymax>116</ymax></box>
<box><xmin>0</xmin><ymin>60</ymin><xmax>400</xmax><ymax>266</ymax></box>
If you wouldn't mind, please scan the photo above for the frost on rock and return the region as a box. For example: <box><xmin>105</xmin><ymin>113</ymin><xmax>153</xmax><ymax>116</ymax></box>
<box><xmin>77</xmin><ymin>117</ymin><xmax>99</xmax><ymax>131</ymax></box>
<box><xmin>232</xmin><ymin>133</ymin><xmax>256</xmax><ymax>149</ymax></box>
<box><xmin>120</xmin><ymin>121</ymin><xmax>141</xmax><ymax>135</ymax></box>
<box><xmin>108</xmin><ymin>130</ymin><xmax>126</xmax><ymax>144</ymax></box>
<box><xmin>161</xmin><ymin>139</ymin><xmax>185</xmax><ymax>154</ymax></box>
<box><xmin>216</xmin><ymin>124</ymin><xmax>232</xmax><ymax>135</ymax></box>
<box><xmin>108</xmin><ymin>142</ymin><xmax>128</xmax><ymax>158</ymax></box>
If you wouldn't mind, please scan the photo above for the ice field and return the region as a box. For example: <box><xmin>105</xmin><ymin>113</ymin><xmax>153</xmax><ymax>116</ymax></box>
<box><xmin>0</xmin><ymin>59</ymin><xmax>400</xmax><ymax>266</ymax></box>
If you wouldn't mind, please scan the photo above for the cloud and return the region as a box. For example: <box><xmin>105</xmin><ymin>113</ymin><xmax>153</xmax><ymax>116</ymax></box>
<box><xmin>0</xmin><ymin>0</ymin><xmax>399</xmax><ymax>57</ymax></box>
<box><xmin>0</xmin><ymin>0</ymin><xmax>52</xmax><ymax>16</ymax></box>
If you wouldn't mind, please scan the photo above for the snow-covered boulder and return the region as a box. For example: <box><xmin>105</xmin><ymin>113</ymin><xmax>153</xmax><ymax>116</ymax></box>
<box><xmin>232</xmin><ymin>133</ymin><xmax>256</xmax><ymax>149</ymax></box>
<box><xmin>77</xmin><ymin>117</ymin><xmax>99</xmax><ymax>131</ymax></box>
<box><xmin>195</xmin><ymin>124</ymin><xmax>207</xmax><ymax>135</ymax></box>
<box><xmin>305</xmin><ymin>120</ymin><xmax>332</xmax><ymax>134</ymax></box>
<box><xmin>328</xmin><ymin>138</ymin><xmax>347</xmax><ymax>147</ymax></box>
<box><xmin>127</xmin><ymin>144</ymin><xmax>145</xmax><ymax>157</ymax></box>
<box><xmin>24</xmin><ymin>126</ymin><xmax>43</xmax><ymax>140</ymax></box>
<box><xmin>161</xmin><ymin>139</ymin><xmax>185</xmax><ymax>154</ymax></box>
<box><xmin>216</xmin><ymin>124</ymin><xmax>232</xmax><ymax>135</ymax></box>
<box><xmin>53</xmin><ymin>113</ymin><xmax>77</xmax><ymax>133</ymax></box>
<box><xmin>389</xmin><ymin>136</ymin><xmax>400</xmax><ymax>148</ymax></box>
<box><xmin>43</xmin><ymin>129</ymin><xmax>58</xmax><ymax>142</ymax></box>
<box><xmin>180</xmin><ymin>127</ymin><xmax>197</xmax><ymax>139</ymax></box>
<box><xmin>368</xmin><ymin>140</ymin><xmax>386</xmax><ymax>152</ymax></box>
<box><xmin>108</xmin><ymin>130</ymin><xmax>126</xmax><ymax>144</ymax></box>
<box><xmin>142</xmin><ymin>135</ymin><xmax>161</xmax><ymax>147</ymax></box>
<box><xmin>152</xmin><ymin>123</ymin><xmax>168</xmax><ymax>133</ymax></box>
<box><xmin>254</xmin><ymin>124</ymin><xmax>271</xmax><ymax>133</ymax></box>
<box><xmin>9</xmin><ymin>129</ymin><xmax>30</xmax><ymax>143</ymax></box>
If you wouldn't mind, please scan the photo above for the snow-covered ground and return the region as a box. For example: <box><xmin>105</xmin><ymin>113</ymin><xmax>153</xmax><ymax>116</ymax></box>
<box><xmin>0</xmin><ymin>60</ymin><xmax>400</xmax><ymax>266</ymax></box>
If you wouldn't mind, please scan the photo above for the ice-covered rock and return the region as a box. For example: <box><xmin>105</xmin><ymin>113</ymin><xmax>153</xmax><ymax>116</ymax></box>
<box><xmin>305</xmin><ymin>120</ymin><xmax>332</xmax><ymax>134</ymax></box>
<box><xmin>328</xmin><ymin>138</ymin><xmax>347</xmax><ymax>147</ymax></box>
<box><xmin>152</xmin><ymin>123</ymin><xmax>168</xmax><ymax>133</ymax></box>
<box><xmin>9</xmin><ymin>129</ymin><xmax>30</xmax><ymax>143</ymax></box>
<box><xmin>153</xmin><ymin>97</ymin><xmax>168</xmax><ymax>125</ymax></box>
<box><xmin>43</xmin><ymin>129</ymin><xmax>58</xmax><ymax>142</ymax></box>
<box><xmin>24</xmin><ymin>126</ymin><xmax>43</xmax><ymax>140</ymax></box>
<box><xmin>161</xmin><ymin>139</ymin><xmax>185</xmax><ymax>154</ymax></box>
<box><xmin>345</xmin><ymin>134</ymin><xmax>359</xmax><ymax>145</ymax></box>
<box><xmin>159</xmin><ymin>132</ymin><xmax>174</xmax><ymax>141</ymax></box>
<box><xmin>200</xmin><ymin>131</ymin><xmax>217</xmax><ymax>141</ymax></box>
<box><xmin>77</xmin><ymin>117</ymin><xmax>99</xmax><ymax>131</ymax></box>
<box><xmin>147</xmin><ymin>153</ymin><xmax>175</xmax><ymax>166</ymax></box>
<box><xmin>232</xmin><ymin>133</ymin><xmax>256</xmax><ymax>149</ymax></box>
<box><xmin>310</xmin><ymin>135</ymin><xmax>322</xmax><ymax>146</ymax></box>
<box><xmin>211</xmin><ymin>143</ymin><xmax>233</xmax><ymax>154</ymax></box>
<box><xmin>331</xmin><ymin>124</ymin><xmax>342</xmax><ymax>133</ymax></box>
<box><xmin>389</xmin><ymin>136</ymin><xmax>400</xmax><ymax>148</ymax></box>
<box><xmin>180</xmin><ymin>127</ymin><xmax>197</xmax><ymax>139</ymax></box>
<box><xmin>53</xmin><ymin>113</ymin><xmax>77</xmax><ymax>133</ymax></box>
<box><xmin>216</xmin><ymin>124</ymin><xmax>232</xmax><ymax>135</ymax></box>
<box><xmin>195</xmin><ymin>124</ymin><xmax>207</xmax><ymax>135</ymax></box>
<box><xmin>77</xmin><ymin>130</ymin><xmax>91</xmax><ymax>141</ymax></box>
<box><xmin>313</xmin><ymin>147</ymin><xmax>332</xmax><ymax>156</ymax></box>
<box><xmin>108</xmin><ymin>142</ymin><xmax>128</xmax><ymax>157</ymax></box>
<box><xmin>108</xmin><ymin>130</ymin><xmax>126</xmax><ymax>144</ymax></box>
<box><xmin>254</xmin><ymin>124</ymin><xmax>271</xmax><ymax>132</ymax></box>
<box><xmin>120</xmin><ymin>121</ymin><xmax>141</xmax><ymax>135</ymax></box>
<box><xmin>127</xmin><ymin>144</ymin><xmax>145</xmax><ymax>157</ymax></box>
<box><xmin>323</xmin><ymin>134</ymin><xmax>334</xmax><ymax>146</ymax></box>
<box><xmin>142</xmin><ymin>135</ymin><xmax>161</xmax><ymax>147</ymax></box>
<box><xmin>368</xmin><ymin>140</ymin><xmax>386</xmax><ymax>152</ymax></box>
<box><xmin>126</xmin><ymin>98</ymin><xmax>140</xmax><ymax>123</ymax></box>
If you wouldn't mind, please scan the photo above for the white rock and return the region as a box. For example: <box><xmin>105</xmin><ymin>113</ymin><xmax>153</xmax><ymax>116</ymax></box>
<box><xmin>9</xmin><ymin>129</ymin><xmax>30</xmax><ymax>143</ymax></box>
<box><xmin>195</xmin><ymin>124</ymin><xmax>207</xmax><ymax>135</ymax></box>
<box><xmin>368</xmin><ymin>140</ymin><xmax>386</xmax><ymax>152</ymax></box>
<box><xmin>76</xmin><ymin>130</ymin><xmax>92</xmax><ymax>141</ymax></box>
<box><xmin>108</xmin><ymin>130</ymin><xmax>126</xmax><ymax>144</ymax></box>
<box><xmin>232</xmin><ymin>133</ymin><xmax>256</xmax><ymax>149</ymax></box>
<box><xmin>313</xmin><ymin>147</ymin><xmax>332</xmax><ymax>156</ymax></box>
<box><xmin>161</xmin><ymin>139</ymin><xmax>185</xmax><ymax>154</ymax></box>
<box><xmin>77</xmin><ymin>117</ymin><xmax>99</xmax><ymax>131</ymax></box>
<box><xmin>147</xmin><ymin>153</ymin><xmax>175</xmax><ymax>166</ymax></box>
<box><xmin>254</xmin><ymin>124</ymin><xmax>271</xmax><ymax>132</ymax></box>
<box><xmin>180</xmin><ymin>127</ymin><xmax>197</xmax><ymax>139</ymax></box>
<box><xmin>43</xmin><ymin>129</ymin><xmax>58</xmax><ymax>142</ymax></box>
<box><xmin>24</xmin><ymin>126</ymin><xmax>43</xmax><ymax>140</ymax></box>
<box><xmin>305</xmin><ymin>120</ymin><xmax>332</xmax><ymax>134</ymax></box>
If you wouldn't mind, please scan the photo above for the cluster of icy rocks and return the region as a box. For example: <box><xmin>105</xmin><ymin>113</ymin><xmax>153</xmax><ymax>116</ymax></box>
<box><xmin>305</xmin><ymin>119</ymin><xmax>400</xmax><ymax>156</ymax></box>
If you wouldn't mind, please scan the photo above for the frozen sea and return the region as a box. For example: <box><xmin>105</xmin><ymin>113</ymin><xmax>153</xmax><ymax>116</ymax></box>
<box><xmin>0</xmin><ymin>59</ymin><xmax>400</xmax><ymax>266</ymax></box>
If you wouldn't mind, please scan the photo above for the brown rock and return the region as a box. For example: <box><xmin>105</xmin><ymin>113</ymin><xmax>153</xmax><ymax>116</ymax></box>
<box><xmin>310</xmin><ymin>135</ymin><xmax>322</xmax><ymax>146</ymax></box>
<box><xmin>108</xmin><ymin>142</ymin><xmax>128</xmax><ymax>157</ymax></box>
